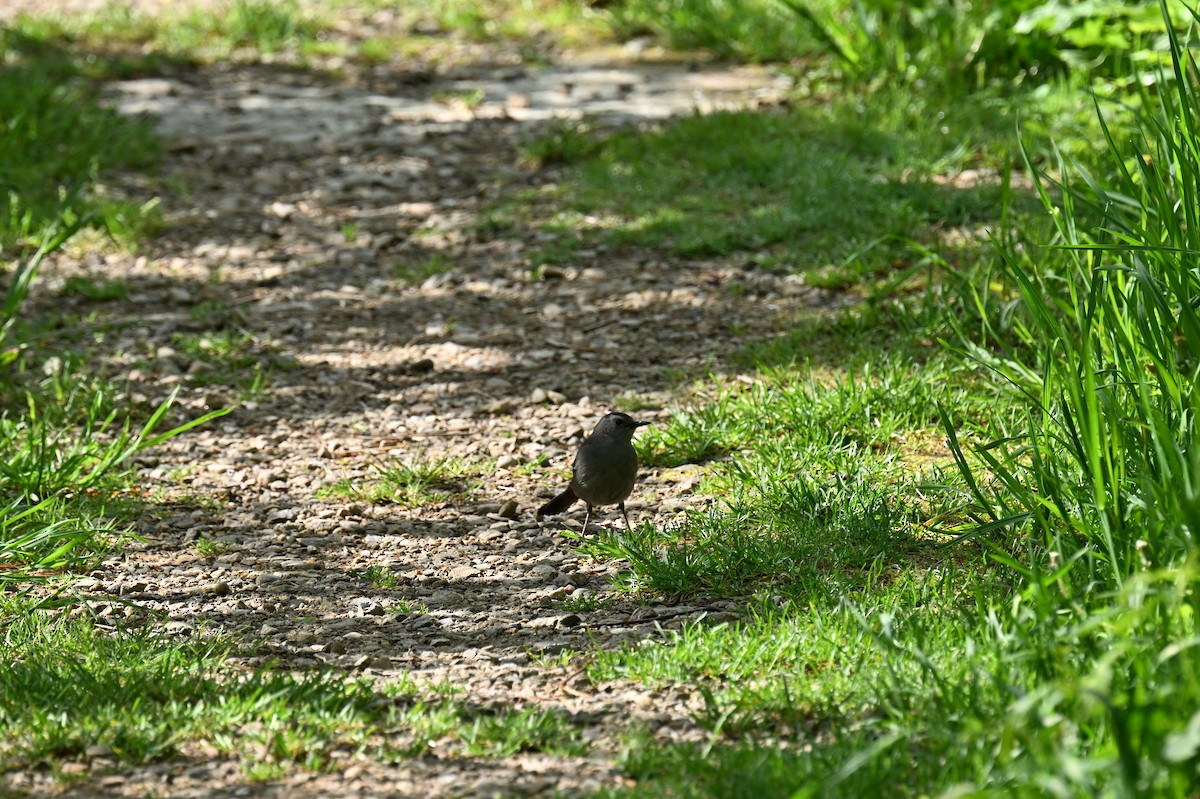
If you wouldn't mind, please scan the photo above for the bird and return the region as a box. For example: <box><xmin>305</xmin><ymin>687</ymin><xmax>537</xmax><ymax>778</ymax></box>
<box><xmin>536</xmin><ymin>411</ymin><xmax>650</xmax><ymax>534</ymax></box>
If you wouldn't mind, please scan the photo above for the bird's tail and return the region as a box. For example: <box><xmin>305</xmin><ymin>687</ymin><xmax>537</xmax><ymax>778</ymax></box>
<box><xmin>536</xmin><ymin>486</ymin><xmax>578</xmax><ymax>520</ymax></box>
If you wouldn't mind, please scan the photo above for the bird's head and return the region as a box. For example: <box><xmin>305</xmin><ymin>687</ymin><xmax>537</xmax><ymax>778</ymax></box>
<box><xmin>595</xmin><ymin>410</ymin><xmax>650</xmax><ymax>439</ymax></box>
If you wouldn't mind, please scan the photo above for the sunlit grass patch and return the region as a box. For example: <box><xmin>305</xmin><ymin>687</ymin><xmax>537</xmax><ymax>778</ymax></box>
<box><xmin>319</xmin><ymin>454</ymin><xmax>481</xmax><ymax>507</ymax></box>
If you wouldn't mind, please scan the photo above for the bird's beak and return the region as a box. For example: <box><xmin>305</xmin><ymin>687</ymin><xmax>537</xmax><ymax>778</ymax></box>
<box><xmin>635</xmin><ymin>420</ymin><xmax>650</xmax><ymax>427</ymax></box>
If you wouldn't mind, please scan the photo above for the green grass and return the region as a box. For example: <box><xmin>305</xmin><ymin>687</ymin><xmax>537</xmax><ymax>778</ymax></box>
<box><xmin>60</xmin><ymin>276</ymin><xmax>129</xmax><ymax>302</ymax></box>
<box><xmin>4</xmin><ymin>0</ymin><xmax>612</xmax><ymax>81</ymax></box>
<box><xmin>602</xmin><ymin>0</ymin><xmax>828</xmax><ymax>63</ymax></box>
<box><xmin>0</xmin><ymin>610</ymin><xmax>377</xmax><ymax>769</ymax></box>
<box><xmin>0</xmin><ymin>605</ymin><xmax>593</xmax><ymax>773</ymax></box>
<box><xmin>605</xmin><ymin>0</ymin><xmax>1180</xmax><ymax>88</ymax></box>
<box><xmin>393</xmin><ymin>252</ymin><xmax>455</xmax><ymax>285</ymax></box>
<box><xmin>359</xmin><ymin>563</ymin><xmax>399</xmax><ymax>589</ymax></box>
<box><xmin>520</xmin><ymin>118</ymin><xmax>606</xmax><ymax>169</ymax></box>
<box><xmin>564</xmin><ymin>5</ymin><xmax>1200</xmax><ymax>796</ymax></box>
<box><xmin>8</xmin><ymin>0</ymin><xmax>324</xmax><ymax>66</ymax></box>
<box><xmin>319</xmin><ymin>454</ymin><xmax>479</xmax><ymax>507</ymax></box>
<box><xmin>191</xmin><ymin>536</ymin><xmax>229</xmax><ymax>558</ymax></box>
<box><xmin>498</xmin><ymin>93</ymin><xmax>1045</xmax><ymax>274</ymax></box>
<box><xmin>0</xmin><ymin>28</ymin><xmax>163</xmax><ymax>254</ymax></box>
<box><xmin>590</xmin><ymin>559</ymin><xmax>1200</xmax><ymax>798</ymax></box>
<box><xmin>166</xmin><ymin>327</ymin><xmax>288</xmax><ymax>397</ymax></box>
<box><xmin>0</xmin><ymin>373</ymin><xmax>229</xmax><ymax>580</ymax></box>
<box><xmin>584</xmin><ymin>354</ymin><xmax>992</xmax><ymax>602</ymax></box>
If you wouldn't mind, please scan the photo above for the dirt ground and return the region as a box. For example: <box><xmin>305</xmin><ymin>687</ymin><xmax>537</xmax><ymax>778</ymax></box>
<box><xmin>4</xmin><ymin>4</ymin><xmax>842</xmax><ymax>796</ymax></box>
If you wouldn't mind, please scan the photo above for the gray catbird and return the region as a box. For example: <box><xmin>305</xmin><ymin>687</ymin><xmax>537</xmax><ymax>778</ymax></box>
<box><xmin>536</xmin><ymin>411</ymin><xmax>649</xmax><ymax>534</ymax></box>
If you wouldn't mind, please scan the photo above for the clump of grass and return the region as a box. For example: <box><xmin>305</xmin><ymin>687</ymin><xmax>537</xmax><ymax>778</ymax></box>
<box><xmin>520</xmin><ymin>118</ymin><xmax>605</xmax><ymax>169</ymax></box>
<box><xmin>220</xmin><ymin>0</ymin><xmax>321</xmax><ymax>53</ymax></box>
<box><xmin>170</xmin><ymin>330</ymin><xmax>259</xmax><ymax>368</ymax></box>
<box><xmin>513</xmin><ymin>454</ymin><xmax>550</xmax><ymax>477</ymax></box>
<box><xmin>0</xmin><ymin>610</ymin><xmax>385</xmax><ymax>767</ymax></box>
<box><xmin>635</xmin><ymin>402</ymin><xmax>744</xmax><ymax>468</ymax></box>
<box><xmin>584</xmin><ymin>474</ymin><xmax>918</xmax><ymax>601</ymax></box>
<box><xmin>0</xmin><ymin>495</ymin><xmax>119</xmax><ymax>587</ymax></box>
<box><xmin>432</xmin><ymin>87</ymin><xmax>485</xmax><ymax>109</ymax></box>
<box><xmin>0</xmin><ymin>30</ymin><xmax>162</xmax><ymax>253</ymax></box>
<box><xmin>0</xmin><ymin>376</ymin><xmax>229</xmax><ymax>583</ymax></box>
<box><xmin>943</xmin><ymin>5</ymin><xmax>1200</xmax><ymax>582</ymax></box>
<box><xmin>359</xmin><ymin>563</ymin><xmax>398</xmax><ymax>589</ymax></box>
<box><xmin>192</xmin><ymin>536</ymin><xmax>228</xmax><ymax>558</ymax></box>
<box><xmin>526</xmin><ymin>102</ymin><xmax>1021</xmax><ymax>270</ymax></box>
<box><xmin>393</xmin><ymin>253</ymin><xmax>454</xmax><ymax>285</ymax></box>
<box><xmin>1</xmin><ymin>604</ymin><xmax>597</xmax><ymax>774</ymax></box>
<box><xmin>60</xmin><ymin>276</ymin><xmax>129</xmax><ymax>302</ymax></box>
<box><xmin>602</xmin><ymin>0</ymin><xmax>822</xmax><ymax>63</ymax></box>
<box><xmin>321</xmin><ymin>455</ymin><xmax>478</xmax><ymax>507</ymax></box>
<box><xmin>167</xmin><ymin>329</ymin><xmax>279</xmax><ymax>395</ymax></box>
<box><xmin>459</xmin><ymin>705</ymin><xmax>589</xmax><ymax>758</ymax></box>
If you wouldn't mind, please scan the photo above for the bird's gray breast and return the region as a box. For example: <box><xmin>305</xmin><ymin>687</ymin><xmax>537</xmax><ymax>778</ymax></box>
<box><xmin>570</xmin><ymin>436</ymin><xmax>638</xmax><ymax>506</ymax></box>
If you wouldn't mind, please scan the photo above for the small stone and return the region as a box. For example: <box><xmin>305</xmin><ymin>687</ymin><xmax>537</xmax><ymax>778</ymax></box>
<box><xmin>350</xmin><ymin>597</ymin><xmax>385</xmax><ymax>616</ymax></box>
<box><xmin>530</xmin><ymin>387</ymin><xmax>566</xmax><ymax>404</ymax></box>
<box><xmin>496</xmin><ymin>455</ymin><xmax>519</xmax><ymax>469</ymax></box>
<box><xmin>267</xmin><ymin>201</ymin><xmax>296</xmax><ymax>218</ymax></box>
<box><xmin>498</xmin><ymin>499</ymin><xmax>519</xmax><ymax>519</ymax></box>
<box><xmin>428</xmin><ymin>589</ymin><xmax>463</xmax><ymax>606</ymax></box>
<box><xmin>167</xmin><ymin>286</ymin><xmax>193</xmax><ymax>304</ymax></box>
<box><xmin>325</xmin><ymin>640</ymin><xmax>347</xmax><ymax>654</ymax></box>
<box><xmin>528</xmin><ymin>638</ymin><xmax>570</xmax><ymax>654</ymax></box>
<box><xmin>85</xmin><ymin>744</ymin><xmax>114</xmax><ymax>759</ymax></box>
<box><xmin>355</xmin><ymin>654</ymin><xmax>392</xmax><ymax>671</ymax></box>
<box><xmin>483</xmin><ymin>398</ymin><xmax>516</xmax><ymax>414</ymax></box>
<box><xmin>449</xmin><ymin>564</ymin><xmax>480</xmax><ymax>580</ymax></box>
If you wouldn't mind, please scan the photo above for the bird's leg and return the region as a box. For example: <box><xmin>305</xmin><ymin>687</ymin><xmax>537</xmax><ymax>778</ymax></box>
<box><xmin>581</xmin><ymin>504</ymin><xmax>593</xmax><ymax>536</ymax></box>
<box><xmin>620</xmin><ymin>502</ymin><xmax>631</xmax><ymax>533</ymax></box>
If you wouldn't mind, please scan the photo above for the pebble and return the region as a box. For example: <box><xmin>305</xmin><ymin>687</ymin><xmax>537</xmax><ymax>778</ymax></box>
<box><xmin>167</xmin><ymin>286</ymin><xmax>193</xmax><ymax>304</ymax></box>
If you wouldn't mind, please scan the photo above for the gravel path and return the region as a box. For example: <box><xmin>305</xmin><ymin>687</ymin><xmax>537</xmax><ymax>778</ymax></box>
<box><xmin>6</xmin><ymin>9</ymin><xmax>841</xmax><ymax>795</ymax></box>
